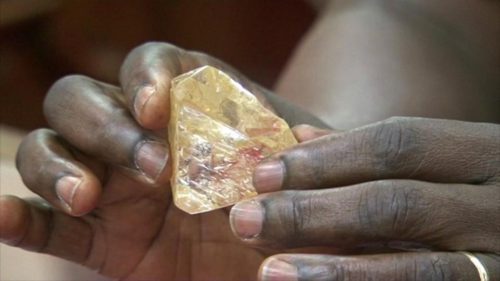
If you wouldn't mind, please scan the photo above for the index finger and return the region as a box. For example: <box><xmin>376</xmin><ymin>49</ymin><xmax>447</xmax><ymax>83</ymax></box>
<box><xmin>119</xmin><ymin>42</ymin><xmax>259</xmax><ymax>130</ymax></box>
<box><xmin>253</xmin><ymin>117</ymin><xmax>500</xmax><ymax>192</ymax></box>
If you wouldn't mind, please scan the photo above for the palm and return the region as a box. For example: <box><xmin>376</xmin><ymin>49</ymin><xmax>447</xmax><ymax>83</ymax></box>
<box><xmin>84</xmin><ymin>168</ymin><xmax>264</xmax><ymax>280</ymax></box>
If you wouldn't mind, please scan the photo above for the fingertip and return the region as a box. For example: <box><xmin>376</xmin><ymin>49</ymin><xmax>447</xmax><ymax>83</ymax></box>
<box><xmin>253</xmin><ymin>160</ymin><xmax>284</xmax><ymax>193</ymax></box>
<box><xmin>259</xmin><ymin>255</ymin><xmax>298</xmax><ymax>281</ymax></box>
<box><xmin>0</xmin><ymin>195</ymin><xmax>29</xmax><ymax>244</ymax></box>
<box><xmin>65</xmin><ymin>174</ymin><xmax>102</xmax><ymax>217</ymax></box>
<box><xmin>134</xmin><ymin>84</ymin><xmax>170</xmax><ymax>130</ymax></box>
<box><xmin>134</xmin><ymin>140</ymin><xmax>170</xmax><ymax>185</ymax></box>
<box><xmin>121</xmin><ymin>43</ymin><xmax>180</xmax><ymax>130</ymax></box>
<box><xmin>230</xmin><ymin>200</ymin><xmax>264</xmax><ymax>239</ymax></box>
<box><xmin>152</xmin><ymin>157</ymin><xmax>172</xmax><ymax>186</ymax></box>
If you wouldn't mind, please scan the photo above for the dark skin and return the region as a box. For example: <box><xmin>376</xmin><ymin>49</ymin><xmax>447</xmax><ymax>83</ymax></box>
<box><xmin>0</xmin><ymin>43</ymin><xmax>327</xmax><ymax>280</ymax></box>
<box><xmin>1</xmin><ymin>1</ymin><xmax>500</xmax><ymax>280</ymax></box>
<box><xmin>238</xmin><ymin>119</ymin><xmax>500</xmax><ymax>280</ymax></box>
<box><xmin>2</xmin><ymin>42</ymin><xmax>499</xmax><ymax>281</ymax></box>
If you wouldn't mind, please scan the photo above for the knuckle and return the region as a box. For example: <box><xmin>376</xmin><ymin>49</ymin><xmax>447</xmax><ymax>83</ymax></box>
<box><xmin>47</xmin><ymin>75</ymin><xmax>87</xmax><ymax>98</ymax></box>
<box><xmin>358</xmin><ymin>181</ymin><xmax>427</xmax><ymax>238</ymax></box>
<box><xmin>44</xmin><ymin>75</ymin><xmax>89</xmax><ymax>117</ymax></box>
<box><xmin>184</xmin><ymin>50</ymin><xmax>223</xmax><ymax>70</ymax></box>
<box><xmin>186</xmin><ymin>50</ymin><xmax>210</xmax><ymax>61</ymax></box>
<box><xmin>289</xmin><ymin>193</ymin><xmax>311</xmax><ymax>242</ymax></box>
<box><xmin>122</xmin><ymin>42</ymin><xmax>184</xmax><ymax>88</ymax></box>
<box><xmin>126</xmin><ymin>42</ymin><xmax>184</xmax><ymax>67</ymax></box>
<box><xmin>16</xmin><ymin>129</ymin><xmax>55</xmax><ymax>170</ymax></box>
<box><xmin>369</xmin><ymin>117</ymin><xmax>419</xmax><ymax>173</ymax></box>
<box><xmin>132</xmin><ymin>41</ymin><xmax>180</xmax><ymax>55</ymax></box>
<box><xmin>413</xmin><ymin>254</ymin><xmax>452</xmax><ymax>281</ymax></box>
<box><xmin>264</xmin><ymin>192</ymin><xmax>320</xmax><ymax>247</ymax></box>
<box><xmin>185</xmin><ymin>50</ymin><xmax>235</xmax><ymax>76</ymax></box>
<box><xmin>133</xmin><ymin>41</ymin><xmax>164</xmax><ymax>52</ymax></box>
<box><xmin>185</xmin><ymin>49</ymin><xmax>219</xmax><ymax>65</ymax></box>
<box><xmin>15</xmin><ymin>129</ymin><xmax>63</xmax><ymax>189</ymax></box>
<box><xmin>323</xmin><ymin>259</ymin><xmax>371</xmax><ymax>281</ymax></box>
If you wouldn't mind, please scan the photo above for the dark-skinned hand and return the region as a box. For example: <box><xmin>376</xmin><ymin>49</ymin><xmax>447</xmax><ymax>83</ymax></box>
<box><xmin>230</xmin><ymin>118</ymin><xmax>500</xmax><ymax>281</ymax></box>
<box><xmin>2</xmin><ymin>41</ymin><xmax>499</xmax><ymax>281</ymax></box>
<box><xmin>0</xmin><ymin>42</ymin><xmax>281</xmax><ymax>280</ymax></box>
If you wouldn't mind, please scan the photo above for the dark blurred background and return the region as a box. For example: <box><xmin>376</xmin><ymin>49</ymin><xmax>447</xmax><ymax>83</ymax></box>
<box><xmin>0</xmin><ymin>0</ymin><xmax>316</xmax><ymax>130</ymax></box>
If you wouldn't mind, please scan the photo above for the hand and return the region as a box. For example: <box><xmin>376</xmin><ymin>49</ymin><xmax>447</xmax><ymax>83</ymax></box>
<box><xmin>230</xmin><ymin>117</ymin><xmax>500</xmax><ymax>281</ymax></box>
<box><xmin>0</xmin><ymin>42</ymin><xmax>276</xmax><ymax>280</ymax></box>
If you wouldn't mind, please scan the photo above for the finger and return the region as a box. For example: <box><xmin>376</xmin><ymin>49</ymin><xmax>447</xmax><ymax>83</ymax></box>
<box><xmin>0</xmin><ymin>196</ymin><xmax>94</xmax><ymax>265</ymax></box>
<box><xmin>291</xmin><ymin>124</ymin><xmax>336</xmax><ymax>142</ymax></box>
<box><xmin>16</xmin><ymin>129</ymin><xmax>102</xmax><ymax>216</ymax></box>
<box><xmin>259</xmin><ymin>252</ymin><xmax>500</xmax><ymax>281</ymax></box>
<box><xmin>253</xmin><ymin>117</ymin><xmax>500</xmax><ymax>192</ymax></box>
<box><xmin>44</xmin><ymin>75</ymin><xmax>170</xmax><ymax>184</ymax></box>
<box><xmin>119</xmin><ymin>42</ymin><xmax>268</xmax><ymax>129</ymax></box>
<box><xmin>230</xmin><ymin>180</ymin><xmax>500</xmax><ymax>252</ymax></box>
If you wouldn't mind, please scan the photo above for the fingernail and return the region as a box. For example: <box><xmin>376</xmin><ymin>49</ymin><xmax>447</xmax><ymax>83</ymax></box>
<box><xmin>134</xmin><ymin>85</ymin><xmax>156</xmax><ymax>117</ymax></box>
<box><xmin>55</xmin><ymin>176</ymin><xmax>81</xmax><ymax>212</ymax></box>
<box><xmin>230</xmin><ymin>200</ymin><xmax>264</xmax><ymax>239</ymax></box>
<box><xmin>292</xmin><ymin>124</ymin><xmax>334</xmax><ymax>142</ymax></box>
<box><xmin>261</xmin><ymin>258</ymin><xmax>298</xmax><ymax>281</ymax></box>
<box><xmin>135</xmin><ymin>140</ymin><xmax>169</xmax><ymax>182</ymax></box>
<box><xmin>253</xmin><ymin>160</ymin><xmax>284</xmax><ymax>193</ymax></box>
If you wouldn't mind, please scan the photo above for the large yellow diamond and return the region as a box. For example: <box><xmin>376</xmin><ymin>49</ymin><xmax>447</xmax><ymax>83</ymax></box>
<box><xmin>169</xmin><ymin>66</ymin><xmax>297</xmax><ymax>214</ymax></box>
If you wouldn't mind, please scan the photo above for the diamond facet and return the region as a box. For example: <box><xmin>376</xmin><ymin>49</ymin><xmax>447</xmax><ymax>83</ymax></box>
<box><xmin>169</xmin><ymin>66</ymin><xmax>297</xmax><ymax>214</ymax></box>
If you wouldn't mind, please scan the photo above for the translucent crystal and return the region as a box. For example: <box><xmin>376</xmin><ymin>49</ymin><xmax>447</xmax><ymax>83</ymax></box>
<box><xmin>168</xmin><ymin>66</ymin><xmax>297</xmax><ymax>214</ymax></box>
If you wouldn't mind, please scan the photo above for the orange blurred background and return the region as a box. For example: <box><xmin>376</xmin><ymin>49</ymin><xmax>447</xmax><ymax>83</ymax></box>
<box><xmin>1</xmin><ymin>0</ymin><xmax>316</xmax><ymax>130</ymax></box>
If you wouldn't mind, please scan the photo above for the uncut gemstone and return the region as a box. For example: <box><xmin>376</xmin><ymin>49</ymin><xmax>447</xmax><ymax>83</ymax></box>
<box><xmin>168</xmin><ymin>66</ymin><xmax>297</xmax><ymax>214</ymax></box>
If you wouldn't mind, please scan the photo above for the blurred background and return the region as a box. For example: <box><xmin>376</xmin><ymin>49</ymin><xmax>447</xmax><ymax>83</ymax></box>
<box><xmin>1</xmin><ymin>0</ymin><xmax>316</xmax><ymax>130</ymax></box>
<box><xmin>0</xmin><ymin>0</ymin><xmax>316</xmax><ymax>280</ymax></box>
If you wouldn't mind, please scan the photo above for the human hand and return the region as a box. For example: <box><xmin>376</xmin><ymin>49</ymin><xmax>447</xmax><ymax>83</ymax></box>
<box><xmin>0</xmin><ymin>42</ymin><xmax>279</xmax><ymax>280</ymax></box>
<box><xmin>230</xmin><ymin>117</ymin><xmax>500</xmax><ymax>280</ymax></box>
